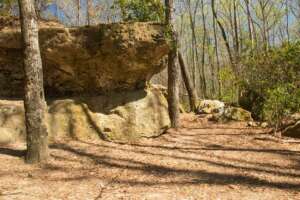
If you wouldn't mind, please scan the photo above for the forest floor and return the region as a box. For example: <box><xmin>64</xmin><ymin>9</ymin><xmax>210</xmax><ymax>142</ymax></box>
<box><xmin>0</xmin><ymin>113</ymin><xmax>300</xmax><ymax>200</ymax></box>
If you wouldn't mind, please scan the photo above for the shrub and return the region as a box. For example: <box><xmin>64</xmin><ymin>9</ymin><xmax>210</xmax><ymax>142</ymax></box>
<box><xmin>113</xmin><ymin>0</ymin><xmax>164</xmax><ymax>22</ymax></box>
<box><xmin>239</xmin><ymin>42</ymin><xmax>300</xmax><ymax>121</ymax></box>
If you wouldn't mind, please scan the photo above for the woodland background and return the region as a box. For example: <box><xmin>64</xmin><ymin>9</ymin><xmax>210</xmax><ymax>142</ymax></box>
<box><xmin>1</xmin><ymin>0</ymin><xmax>300</xmax><ymax>125</ymax></box>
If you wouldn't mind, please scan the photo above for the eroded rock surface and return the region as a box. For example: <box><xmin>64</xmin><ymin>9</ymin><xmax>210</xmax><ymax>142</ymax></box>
<box><xmin>0</xmin><ymin>16</ymin><xmax>169</xmax><ymax>97</ymax></box>
<box><xmin>0</xmin><ymin>17</ymin><xmax>171</xmax><ymax>143</ymax></box>
<box><xmin>0</xmin><ymin>87</ymin><xmax>170</xmax><ymax>143</ymax></box>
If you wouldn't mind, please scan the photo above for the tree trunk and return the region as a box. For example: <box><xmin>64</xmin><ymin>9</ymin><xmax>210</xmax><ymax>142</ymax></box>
<box><xmin>178</xmin><ymin>51</ymin><xmax>198</xmax><ymax>112</ymax></box>
<box><xmin>18</xmin><ymin>0</ymin><xmax>48</xmax><ymax>164</ymax></box>
<box><xmin>212</xmin><ymin>15</ymin><xmax>221</xmax><ymax>97</ymax></box>
<box><xmin>186</xmin><ymin>0</ymin><xmax>201</xmax><ymax>88</ymax></box>
<box><xmin>211</xmin><ymin>0</ymin><xmax>234</xmax><ymax>66</ymax></box>
<box><xmin>200</xmin><ymin>0</ymin><xmax>207</xmax><ymax>98</ymax></box>
<box><xmin>244</xmin><ymin>0</ymin><xmax>254</xmax><ymax>51</ymax></box>
<box><xmin>86</xmin><ymin>0</ymin><xmax>91</xmax><ymax>25</ymax></box>
<box><xmin>165</xmin><ymin>0</ymin><xmax>180</xmax><ymax>128</ymax></box>
<box><xmin>77</xmin><ymin>0</ymin><xmax>80</xmax><ymax>26</ymax></box>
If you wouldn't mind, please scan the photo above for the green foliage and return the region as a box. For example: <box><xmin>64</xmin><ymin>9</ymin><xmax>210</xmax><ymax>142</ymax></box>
<box><xmin>240</xmin><ymin>42</ymin><xmax>300</xmax><ymax>121</ymax></box>
<box><xmin>263</xmin><ymin>84</ymin><xmax>300</xmax><ymax>127</ymax></box>
<box><xmin>0</xmin><ymin>0</ymin><xmax>16</xmax><ymax>16</ymax></box>
<box><xmin>112</xmin><ymin>0</ymin><xmax>164</xmax><ymax>22</ymax></box>
<box><xmin>219</xmin><ymin>66</ymin><xmax>238</xmax><ymax>103</ymax></box>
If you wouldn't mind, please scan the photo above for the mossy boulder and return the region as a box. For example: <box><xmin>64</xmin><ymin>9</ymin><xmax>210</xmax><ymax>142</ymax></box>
<box><xmin>223</xmin><ymin>107</ymin><xmax>253</xmax><ymax>121</ymax></box>
<box><xmin>210</xmin><ymin>106</ymin><xmax>253</xmax><ymax>122</ymax></box>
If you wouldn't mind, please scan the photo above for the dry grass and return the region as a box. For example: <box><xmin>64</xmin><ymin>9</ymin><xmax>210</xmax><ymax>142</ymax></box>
<box><xmin>0</xmin><ymin>114</ymin><xmax>300</xmax><ymax>200</ymax></box>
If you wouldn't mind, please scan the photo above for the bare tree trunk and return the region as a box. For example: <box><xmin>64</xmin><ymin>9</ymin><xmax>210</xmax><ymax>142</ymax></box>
<box><xmin>86</xmin><ymin>0</ymin><xmax>91</xmax><ymax>25</ymax></box>
<box><xmin>186</xmin><ymin>0</ymin><xmax>201</xmax><ymax>88</ymax></box>
<box><xmin>165</xmin><ymin>0</ymin><xmax>180</xmax><ymax>128</ymax></box>
<box><xmin>18</xmin><ymin>0</ymin><xmax>48</xmax><ymax>164</ymax></box>
<box><xmin>212</xmin><ymin>15</ymin><xmax>221</xmax><ymax>97</ymax></box>
<box><xmin>200</xmin><ymin>0</ymin><xmax>207</xmax><ymax>98</ymax></box>
<box><xmin>286</xmin><ymin>0</ymin><xmax>290</xmax><ymax>43</ymax></box>
<box><xmin>211</xmin><ymin>0</ymin><xmax>234</xmax><ymax>65</ymax></box>
<box><xmin>178</xmin><ymin>51</ymin><xmax>198</xmax><ymax>112</ymax></box>
<box><xmin>77</xmin><ymin>0</ymin><xmax>80</xmax><ymax>26</ymax></box>
<box><xmin>233</xmin><ymin>0</ymin><xmax>240</xmax><ymax>57</ymax></box>
<box><xmin>244</xmin><ymin>0</ymin><xmax>254</xmax><ymax>51</ymax></box>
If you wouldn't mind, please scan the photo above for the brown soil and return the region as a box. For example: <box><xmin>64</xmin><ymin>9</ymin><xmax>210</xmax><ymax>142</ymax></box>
<box><xmin>1</xmin><ymin>114</ymin><xmax>300</xmax><ymax>200</ymax></box>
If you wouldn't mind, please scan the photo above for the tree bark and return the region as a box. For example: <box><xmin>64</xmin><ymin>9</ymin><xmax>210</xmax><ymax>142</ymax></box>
<box><xmin>200</xmin><ymin>0</ymin><xmax>207</xmax><ymax>98</ymax></box>
<box><xmin>77</xmin><ymin>0</ymin><xmax>80</xmax><ymax>26</ymax></box>
<box><xmin>18</xmin><ymin>0</ymin><xmax>48</xmax><ymax>164</ymax></box>
<box><xmin>86</xmin><ymin>0</ymin><xmax>91</xmax><ymax>26</ymax></box>
<box><xmin>211</xmin><ymin>0</ymin><xmax>234</xmax><ymax>66</ymax></box>
<box><xmin>212</xmin><ymin>14</ymin><xmax>221</xmax><ymax>97</ymax></box>
<box><xmin>244</xmin><ymin>0</ymin><xmax>254</xmax><ymax>51</ymax></box>
<box><xmin>178</xmin><ymin>51</ymin><xmax>198</xmax><ymax>112</ymax></box>
<box><xmin>165</xmin><ymin>0</ymin><xmax>180</xmax><ymax>128</ymax></box>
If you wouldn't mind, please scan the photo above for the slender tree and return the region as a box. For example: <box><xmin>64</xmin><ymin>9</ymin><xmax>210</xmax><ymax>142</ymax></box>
<box><xmin>77</xmin><ymin>0</ymin><xmax>80</xmax><ymax>25</ymax></box>
<box><xmin>18</xmin><ymin>0</ymin><xmax>48</xmax><ymax>164</ymax></box>
<box><xmin>178</xmin><ymin>51</ymin><xmax>198</xmax><ymax>112</ymax></box>
<box><xmin>211</xmin><ymin>0</ymin><xmax>234</xmax><ymax>66</ymax></box>
<box><xmin>165</xmin><ymin>0</ymin><xmax>180</xmax><ymax>128</ymax></box>
<box><xmin>86</xmin><ymin>0</ymin><xmax>91</xmax><ymax>25</ymax></box>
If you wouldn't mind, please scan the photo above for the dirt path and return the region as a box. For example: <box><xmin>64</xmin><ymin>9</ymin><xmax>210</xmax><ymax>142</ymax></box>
<box><xmin>0</xmin><ymin>114</ymin><xmax>300</xmax><ymax>200</ymax></box>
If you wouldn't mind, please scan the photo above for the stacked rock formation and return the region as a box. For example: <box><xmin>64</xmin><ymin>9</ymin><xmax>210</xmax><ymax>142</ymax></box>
<box><xmin>0</xmin><ymin>17</ymin><xmax>170</xmax><ymax>143</ymax></box>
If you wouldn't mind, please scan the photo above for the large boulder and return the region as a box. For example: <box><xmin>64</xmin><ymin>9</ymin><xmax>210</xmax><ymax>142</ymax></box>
<box><xmin>223</xmin><ymin>107</ymin><xmax>253</xmax><ymax>122</ymax></box>
<box><xmin>0</xmin><ymin>16</ymin><xmax>169</xmax><ymax>97</ymax></box>
<box><xmin>0</xmin><ymin>17</ymin><xmax>171</xmax><ymax>143</ymax></box>
<box><xmin>281</xmin><ymin>113</ymin><xmax>300</xmax><ymax>138</ymax></box>
<box><xmin>195</xmin><ymin>99</ymin><xmax>253</xmax><ymax>122</ymax></box>
<box><xmin>210</xmin><ymin>106</ymin><xmax>253</xmax><ymax>122</ymax></box>
<box><xmin>0</xmin><ymin>87</ymin><xmax>170</xmax><ymax>143</ymax></box>
<box><xmin>196</xmin><ymin>100</ymin><xmax>225</xmax><ymax>114</ymax></box>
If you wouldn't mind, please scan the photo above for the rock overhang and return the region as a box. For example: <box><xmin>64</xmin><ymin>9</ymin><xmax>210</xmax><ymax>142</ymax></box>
<box><xmin>0</xmin><ymin>17</ymin><xmax>170</xmax><ymax>97</ymax></box>
<box><xmin>0</xmin><ymin>17</ymin><xmax>171</xmax><ymax>143</ymax></box>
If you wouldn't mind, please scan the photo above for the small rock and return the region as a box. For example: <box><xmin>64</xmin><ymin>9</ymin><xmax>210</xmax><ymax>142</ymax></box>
<box><xmin>260</xmin><ymin>122</ymin><xmax>269</xmax><ymax>128</ymax></box>
<box><xmin>247</xmin><ymin>121</ymin><xmax>258</xmax><ymax>127</ymax></box>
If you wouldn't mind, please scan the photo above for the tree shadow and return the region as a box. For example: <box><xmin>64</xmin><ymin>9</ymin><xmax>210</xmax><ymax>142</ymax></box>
<box><xmin>0</xmin><ymin>148</ymin><xmax>25</xmax><ymax>157</ymax></box>
<box><xmin>49</xmin><ymin>142</ymin><xmax>300</xmax><ymax>191</ymax></box>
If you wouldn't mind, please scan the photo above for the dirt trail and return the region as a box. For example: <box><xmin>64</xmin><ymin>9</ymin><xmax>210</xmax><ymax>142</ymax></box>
<box><xmin>0</xmin><ymin>114</ymin><xmax>300</xmax><ymax>200</ymax></box>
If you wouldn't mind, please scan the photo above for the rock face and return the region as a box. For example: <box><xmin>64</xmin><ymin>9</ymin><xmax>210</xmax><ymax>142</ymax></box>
<box><xmin>0</xmin><ymin>88</ymin><xmax>170</xmax><ymax>143</ymax></box>
<box><xmin>0</xmin><ymin>17</ymin><xmax>171</xmax><ymax>143</ymax></box>
<box><xmin>0</xmin><ymin>17</ymin><xmax>169</xmax><ymax>97</ymax></box>
<box><xmin>281</xmin><ymin>113</ymin><xmax>300</xmax><ymax>138</ymax></box>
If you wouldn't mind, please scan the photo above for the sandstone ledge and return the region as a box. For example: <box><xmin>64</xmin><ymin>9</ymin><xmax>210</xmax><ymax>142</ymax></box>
<box><xmin>0</xmin><ymin>17</ymin><xmax>169</xmax><ymax>97</ymax></box>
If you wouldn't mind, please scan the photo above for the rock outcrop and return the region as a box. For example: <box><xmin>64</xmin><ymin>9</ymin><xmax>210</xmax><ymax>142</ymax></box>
<box><xmin>0</xmin><ymin>87</ymin><xmax>170</xmax><ymax>144</ymax></box>
<box><xmin>0</xmin><ymin>17</ymin><xmax>171</xmax><ymax>143</ymax></box>
<box><xmin>196</xmin><ymin>100</ymin><xmax>225</xmax><ymax>114</ymax></box>
<box><xmin>281</xmin><ymin>113</ymin><xmax>300</xmax><ymax>138</ymax></box>
<box><xmin>0</xmin><ymin>17</ymin><xmax>169</xmax><ymax>97</ymax></box>
<box><xmin>196</xmin><ymin>99</ymin><xmax>253</xmax><ymax>122</ymax></box>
